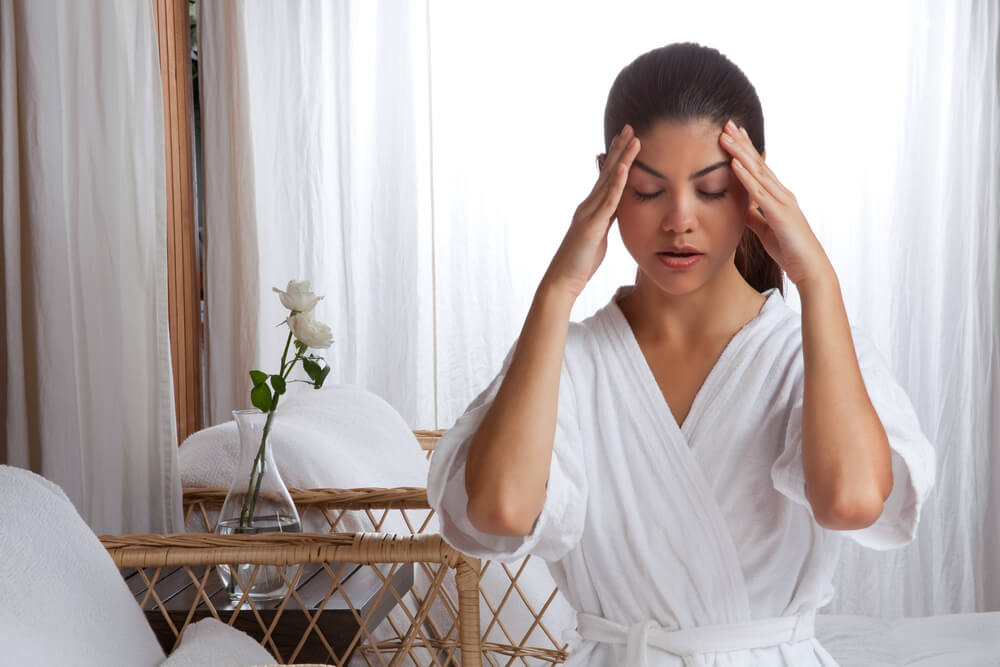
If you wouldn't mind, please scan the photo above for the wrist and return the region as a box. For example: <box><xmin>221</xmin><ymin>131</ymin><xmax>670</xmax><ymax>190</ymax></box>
<box><xmin>795</xmin><ymin>262</ymin><xmax>840</xmax><ymax>301</ymax></box>
<box><xmin>790</xmin><ymin>248</ymin><xmax>837</xmax><ymax>291</ymax></box>
<box><xmin>538</xmin><ymin>272</ymin><xmax>583</xmax><ymax>308</ymax></box>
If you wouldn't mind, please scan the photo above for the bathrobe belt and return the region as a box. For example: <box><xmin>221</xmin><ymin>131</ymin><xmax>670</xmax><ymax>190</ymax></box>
<box><xmin>576</xmin><ymin>609</ymin><xmax>816</xmax><ymax>667</ymax></box>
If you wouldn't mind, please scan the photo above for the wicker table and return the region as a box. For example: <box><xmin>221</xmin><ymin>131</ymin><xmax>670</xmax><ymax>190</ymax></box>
<box><xmin>123</xmin><ymin>561</ymin><xmax>413</xmax><ymax>663</ymax></box>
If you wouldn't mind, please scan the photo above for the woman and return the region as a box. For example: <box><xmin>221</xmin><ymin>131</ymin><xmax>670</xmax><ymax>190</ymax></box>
<box><xmin>427</xmin><ymin>42</ymin><xmax>935</xmax><ymax>666</ymax></box>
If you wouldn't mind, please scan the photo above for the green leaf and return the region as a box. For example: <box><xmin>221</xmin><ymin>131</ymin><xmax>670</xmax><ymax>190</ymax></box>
<box><xmin>270</xmin><ymin>374</ymin><xmax>286</xmax><ymax>396</ymax></box>
<box><xmin>249</xmin><ymin>370</ymin><xmax>268</xmax><ymax>387</ymax></box>
<box><xmin>314</xmin><ymin>364</ymin><xmax>331</xmax><ymax>389</ymax></box>
<box><xmin>250</xmin><ymin>383</ymin><xmax>273</xmax><ymax>412</ymax></box>
<box><xmin>302</xmin><ymin>358</ymin><xmax>321</xmax><ymax>383</ymax></box>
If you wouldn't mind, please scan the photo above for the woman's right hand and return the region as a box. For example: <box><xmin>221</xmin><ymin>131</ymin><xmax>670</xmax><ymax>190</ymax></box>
<box><xmin>542</xmin><ymin>124</ymin><xmax>641</xmax><ymax>299</ymax></box>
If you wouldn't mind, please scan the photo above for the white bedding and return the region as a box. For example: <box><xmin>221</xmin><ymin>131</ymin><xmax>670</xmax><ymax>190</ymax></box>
<box><xmin>817</xmin><ymin>612</ymin><xmax>1000</xmax><ymax>666</ymax></box>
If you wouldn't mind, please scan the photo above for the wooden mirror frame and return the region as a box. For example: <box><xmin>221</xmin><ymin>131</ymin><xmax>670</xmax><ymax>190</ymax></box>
<box><xmin>153</xmin><ymin>0</ymin><xmax>202</xmax><ymax>444</ymax></box>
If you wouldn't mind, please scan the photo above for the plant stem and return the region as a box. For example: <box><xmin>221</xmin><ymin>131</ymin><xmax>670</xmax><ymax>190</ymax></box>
<box><xmin>278</xmin><ymin>325</ymin><xmax>294</xmax><ymax>374</ymax></box>
<box><xmin>244</xmin><ymin>407</ymin><xmax>276</xmax><ymax>524</ymax></box>
<box><xmin>240</xmin><ymin>327</ymin><xmax>298</xmax><ymax>529</ymax></box>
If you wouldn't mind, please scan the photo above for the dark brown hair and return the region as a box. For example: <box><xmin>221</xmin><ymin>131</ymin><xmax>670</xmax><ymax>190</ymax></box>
<box><xmin>603</xmin><ymin>42</ymin><xmax>783</xmax><ymax>294</ymax></box>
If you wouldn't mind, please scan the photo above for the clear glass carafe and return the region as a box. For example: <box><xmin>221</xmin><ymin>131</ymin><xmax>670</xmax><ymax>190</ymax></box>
<box><xmin>215</xmin><ymin>409</ymin><xmax>302</xmax><ymax>602</ymax></box>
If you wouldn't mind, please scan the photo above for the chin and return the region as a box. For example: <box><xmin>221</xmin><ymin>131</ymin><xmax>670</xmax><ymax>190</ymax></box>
<box><xmin>636</xmin><ymin>257</ymin><xmax>728</xmax><ymax>297</ymax></box>
<box><xmin>642</xmin><ymin>272</ymin><xmax>708</xmax><ymax>297</ymax></box>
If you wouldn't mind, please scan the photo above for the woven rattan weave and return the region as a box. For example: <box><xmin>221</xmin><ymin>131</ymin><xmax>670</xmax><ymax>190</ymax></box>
<box><xmin>102</xmin><ymin>429</ymin><xmax>568</xmax><ymax>665</ymax></box>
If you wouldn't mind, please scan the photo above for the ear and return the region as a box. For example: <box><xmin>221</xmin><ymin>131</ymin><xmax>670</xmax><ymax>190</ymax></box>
<box><xmin>596</xmin><ymin>153</ymin><xmax>606</xmax><ymax>172</ymax></box>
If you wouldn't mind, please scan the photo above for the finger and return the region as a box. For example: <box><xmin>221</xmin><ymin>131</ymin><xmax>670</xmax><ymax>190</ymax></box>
<box><xmin>724</xmin><ymin>127</ymin><xmax>791</xmax><ymax>202</ymax></box>
<box><xmin>731</xmin><ymin>157</ymin><xmax>781</xmax><ymax>219</ymax></box>
<box><xmin>593</xmin><ymin>125</ymin><xmax>635</xmax><ymax>194</ymax></box>
<box><xmin>597</xmin><ymin>142</ymin><xmax>640</xmax><ymax>223</ymax></box>
<box><xmin>738</xmin><ymin>126</ymin><xmax>795</xmax><ymax>202</ymax></box>
<box><xmin>721</xmin><ymin>122</ymin><xmax>792</xmax><ymax>205</ymax></box>
<box><xmin>586</xmin><ymin>134</ymin><xmax>640</xmax><ymax>218</ymax></box>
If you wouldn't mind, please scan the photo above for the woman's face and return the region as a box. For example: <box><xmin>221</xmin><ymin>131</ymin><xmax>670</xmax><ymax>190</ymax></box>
<box><xmin>614</xmin><ymin>117</ymin><xmax>750</xmax><ymax>297</ymax></box>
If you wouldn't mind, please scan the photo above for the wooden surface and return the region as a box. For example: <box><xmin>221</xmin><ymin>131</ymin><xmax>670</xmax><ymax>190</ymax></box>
<box><xmin>152</xmin><ymin>0</ymin><xmax>202</xmax><ymax>444</ymax></box>
<box><xmin>124</xmin><ymin>562</ymin><xmax>414</xmax><ymax>663</ymax></box>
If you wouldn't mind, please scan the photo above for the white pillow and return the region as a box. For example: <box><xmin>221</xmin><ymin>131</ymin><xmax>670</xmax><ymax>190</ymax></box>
<box><xmin>178</xmin><ymin>384</ymin><xmax>431</xmax><ymax>534</ymax></box>
<box><xmin>159</xmin><ymin>618</ymin><xmax>275</xmax><ymax>667</ymax></box>
<box><xmin>0</xmin><ymin>465</ymin><xmax>166</xmax><ymax>667</ymax></box>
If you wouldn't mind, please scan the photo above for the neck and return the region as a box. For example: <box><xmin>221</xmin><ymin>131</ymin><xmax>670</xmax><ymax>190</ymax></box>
<box><xmin>618</xmin><ymin>262</ymin><xmax>767</xmax><ymax>347</ymax></box>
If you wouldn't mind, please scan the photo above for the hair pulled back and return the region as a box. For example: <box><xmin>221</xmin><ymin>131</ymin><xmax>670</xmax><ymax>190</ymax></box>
<box><xmin>603</xmin><ymin>42</ymin><xmax>783</xmax><ymax>294</ymax></box>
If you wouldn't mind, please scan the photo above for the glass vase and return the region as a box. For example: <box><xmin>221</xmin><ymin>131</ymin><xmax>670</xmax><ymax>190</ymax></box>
<box><xmin>215</xmin><ymin>408</ymin><xmax>302</xmax><ymax>603</ymax></box>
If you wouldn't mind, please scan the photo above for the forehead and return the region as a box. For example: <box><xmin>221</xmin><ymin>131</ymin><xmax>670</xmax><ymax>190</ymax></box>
<box><xmin>633</xmin><ymin>118</ymin><xmax>726</xmax><ymax>177</ymax></box>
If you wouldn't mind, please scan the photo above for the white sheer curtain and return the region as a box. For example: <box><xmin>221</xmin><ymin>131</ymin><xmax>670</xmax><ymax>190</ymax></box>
<box><xmin>1</xmin><ymin>0</ymin><xmax>181</xmax><ymax>534</ymax></box>
<box><xmin>827</xmin><ymin>0</ymin><xmax>1000</xmax><ymax>616</ymax></box>
<box><xmin>199</xmin><ymin>0</ymin><xmax>435</xmax><ymax>428</ymax></box>
<box><xmin>202</xmin><ymin>0</ymin><xmax>998</xmax><ymax>615</ymax></box>
<box><xmin>429</xmin><ymin>0</ymin><xmax>999</xmax><ymax>617</ymax></box>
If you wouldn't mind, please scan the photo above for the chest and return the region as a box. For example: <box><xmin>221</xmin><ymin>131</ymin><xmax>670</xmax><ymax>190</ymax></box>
<box><xmin>637</xmin><ymin>341</ymin><xmax>731</xmax><ymax>428</ymax></box>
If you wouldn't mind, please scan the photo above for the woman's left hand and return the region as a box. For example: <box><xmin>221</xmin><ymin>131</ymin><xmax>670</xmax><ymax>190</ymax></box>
<box><xmin>719</xmin><ymin>119</ymin><xmax>833</xmax><ymax>287</ymax></box>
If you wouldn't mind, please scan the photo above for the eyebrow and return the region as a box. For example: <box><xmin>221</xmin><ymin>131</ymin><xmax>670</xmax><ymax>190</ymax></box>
<box><xmin>632</xmin><ymin>159</ymin><xmax>730</xmax><ymax>181</ymax></box>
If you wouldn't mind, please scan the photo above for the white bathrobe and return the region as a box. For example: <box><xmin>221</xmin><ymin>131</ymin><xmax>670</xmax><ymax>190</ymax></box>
<box><xmin>427</xmin><ymin>286</ymin><xmax>936</xmax><ymax>666</ymax></box>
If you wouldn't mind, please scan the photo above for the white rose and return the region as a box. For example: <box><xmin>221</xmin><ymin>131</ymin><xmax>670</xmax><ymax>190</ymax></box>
<box><xmin>272</xmin><ymin>280</ymin><xmax>323</xmax><ymax>313</ymax></box>
<box><xmin>289</xmin><ymin>312</ymin><xmax>334</xmax><ymax>349</ymax></box>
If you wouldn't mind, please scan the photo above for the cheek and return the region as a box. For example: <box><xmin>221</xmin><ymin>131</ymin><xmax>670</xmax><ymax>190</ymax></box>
<box><xmin>615</xmin><ymin>198</ymin><xmax>648</xmax><ymax>229</ymax></box>
<box><xmin>614</xmin><ymin>206</ymin><xmax>650</xmax><ymax>251</ymax></box>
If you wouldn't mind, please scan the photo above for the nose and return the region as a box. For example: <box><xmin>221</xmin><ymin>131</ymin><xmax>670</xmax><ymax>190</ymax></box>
<box><xmin>660</xmin><ymin>191</ymin><xmax>697</xmax><ymax>233</ymax></box>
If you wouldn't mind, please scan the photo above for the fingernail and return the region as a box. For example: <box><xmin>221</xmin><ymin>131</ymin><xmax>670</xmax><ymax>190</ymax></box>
<box><xmin>724</xmin><ymin>133</ymin><xmax>735</xmax><ymax>144</ymax></box>
<box><xmin>726</xmin><ymin>119</ymin><xmax>737</xmax><ymax>132</ymax></box>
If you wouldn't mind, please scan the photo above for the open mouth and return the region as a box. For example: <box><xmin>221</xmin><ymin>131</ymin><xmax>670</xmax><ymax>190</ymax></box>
<box><xmin>657</xmin><ymin>252</ymin><xmax>703</xmax><ymax>269</ymax></box>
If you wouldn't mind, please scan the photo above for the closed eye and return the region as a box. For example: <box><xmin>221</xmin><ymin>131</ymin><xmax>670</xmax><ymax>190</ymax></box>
<box><xmin>632</xmin><ymin>189</ymin><xmax>728</xmax><ymax>202</ymax></box>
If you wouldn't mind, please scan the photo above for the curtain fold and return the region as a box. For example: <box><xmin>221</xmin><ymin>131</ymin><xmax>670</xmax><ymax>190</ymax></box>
<box><xmin>200</xmin><ymin>0</ymin><xmax>435</xmax><ymax>428</ymax></box>
<box><xmin>201</xmin><ymin>0</ymin><xmax>998</xmax><ymax>615</ymax></box>
<box><xmin>198</xmin><ymin>0</ymin><xmax>261</xmax><ymax>428</ymax></box>
<box><xmin>1</xmin><ymin>0</ymin><xmax>181</xmax><ymax>535</ymax></box>
<box><xmin>828</xmin><ymin>0</ymin><xmax>1000</xmax><ymax>616</ymax></box>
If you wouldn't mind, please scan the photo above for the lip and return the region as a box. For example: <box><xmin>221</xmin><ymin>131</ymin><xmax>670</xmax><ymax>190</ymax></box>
<box><xmin>658</xmin><ymin>245</ymin><xmax>703</xmax><ymax>255</ymax></box>
<box><xmin>657</xmin><ymin>253</ymin><xmax>702</xmax><ymax>269</ymax></box>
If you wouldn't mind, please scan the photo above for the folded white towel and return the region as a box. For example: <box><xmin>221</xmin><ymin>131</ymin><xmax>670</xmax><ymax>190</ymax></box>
<box><xmin>179</xmin><ymin>384</ymin><xmax>431</xmax><ymax>534</ymax></box>
<box><xmin>0</xmin><ymin>465</ymin><xmax>166</xmax><ymax>666</ymax></box>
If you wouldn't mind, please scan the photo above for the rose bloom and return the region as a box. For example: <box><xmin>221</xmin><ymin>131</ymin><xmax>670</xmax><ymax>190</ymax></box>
<box><xmin>289</xmin><ymin>312</ymin><xmax>333</xmax><ymax>349</ymax></box>
<box><xmin>273</xmin><ymin>280</ymin><xmax>323</xmax><ymax>313</ymax></box>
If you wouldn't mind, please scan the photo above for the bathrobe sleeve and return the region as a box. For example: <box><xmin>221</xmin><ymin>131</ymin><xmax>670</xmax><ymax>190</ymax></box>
<box><xmin>771</xmin><ymin>329</ymin><xmax>936</xmax><ymax>550</ymax></box>
<box><xmin>426</xmin><ymin>335</ymin><xmax>588</xmax><ymax>563</ymax></box>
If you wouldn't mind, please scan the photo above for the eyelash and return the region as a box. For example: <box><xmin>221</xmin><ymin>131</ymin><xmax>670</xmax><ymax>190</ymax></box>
<box><xmin>632</xmin><ymin>189</ymin><xmax>727</xmax><ymax>202</ymax></box>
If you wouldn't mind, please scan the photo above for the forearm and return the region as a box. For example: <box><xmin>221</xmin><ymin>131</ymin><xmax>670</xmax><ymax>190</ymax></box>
<box><xmin>798</xmin><ymin>265</ymin><xmax>893</xmax><ymax>530</ymax></box>
<box><xmin>464</xmin><ymin>278</ymin><xmax>576</xmax><ymax>536</ymax></box>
